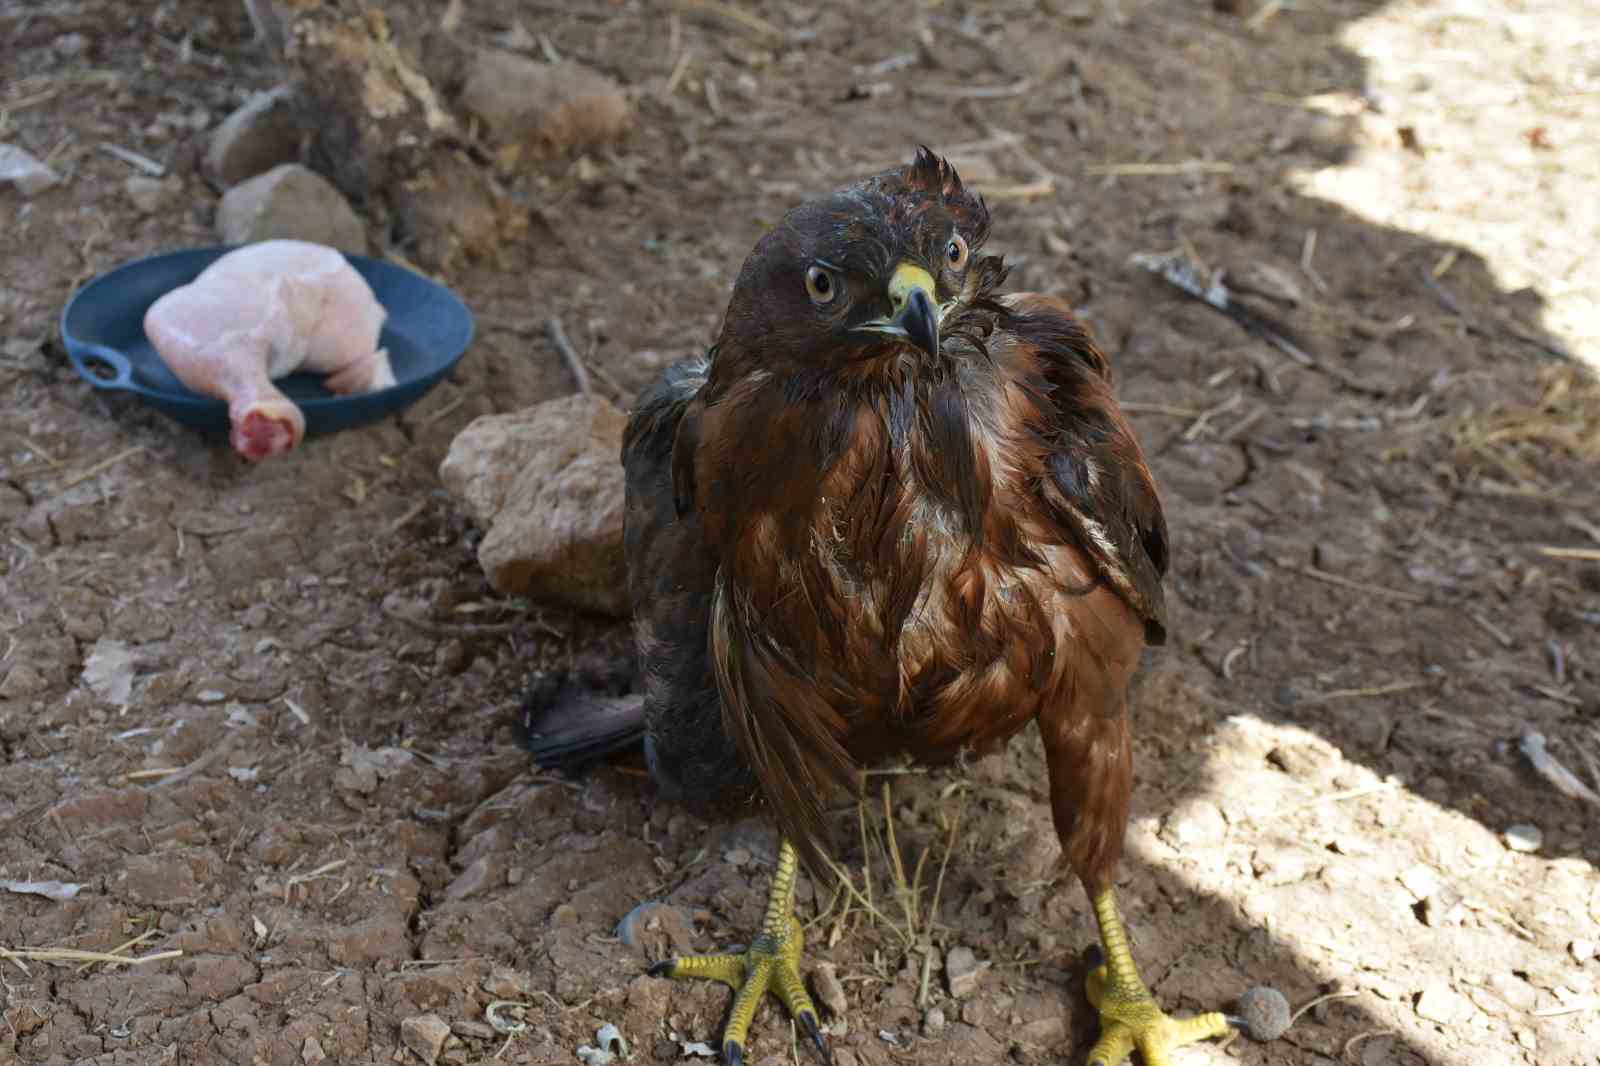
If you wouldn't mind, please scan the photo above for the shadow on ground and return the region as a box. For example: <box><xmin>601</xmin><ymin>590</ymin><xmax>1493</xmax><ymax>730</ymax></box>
<box><xmin>0</xmin><ymin>0</ymin><xmax>1594</xmax><ymax>1063</ymax></box>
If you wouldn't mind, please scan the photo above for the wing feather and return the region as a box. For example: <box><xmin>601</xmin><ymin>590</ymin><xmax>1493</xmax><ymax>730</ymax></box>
<box><xmin>1003</xmin><ymin>294</ymin><xmax>1171</xmax><ymax>644</ymax></box>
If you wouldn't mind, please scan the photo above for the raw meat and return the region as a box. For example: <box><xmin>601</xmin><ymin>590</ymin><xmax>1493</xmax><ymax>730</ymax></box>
<box><xmin>143</xmin><ymin>239</ymin><xmax>396</xmax><ymax>460</ymax></box>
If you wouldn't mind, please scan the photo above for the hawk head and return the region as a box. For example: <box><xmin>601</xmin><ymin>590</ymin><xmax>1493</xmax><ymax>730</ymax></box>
<box><xmin>715</xmin><ymin>147</ymin><xmax>1005</xmax><ymax>378</ymax></box>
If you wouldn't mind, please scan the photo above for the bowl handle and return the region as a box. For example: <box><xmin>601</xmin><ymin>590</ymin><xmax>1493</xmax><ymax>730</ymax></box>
<box><xmin>67</xmin><ymin>342</ymin><xmax>135</xmax><ymax>391</ymax></box>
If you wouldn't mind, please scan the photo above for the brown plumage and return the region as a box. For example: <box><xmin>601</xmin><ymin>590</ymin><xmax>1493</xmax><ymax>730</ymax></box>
<box><xmin>624</xmin><ymin>149</ymin><xmax>1166</xmax><ymax>898</ymax></box>
<box><xmin>526</xmin><ymin>149</ymin><xmax>1248</xmax><ymax>1066</ymax></box>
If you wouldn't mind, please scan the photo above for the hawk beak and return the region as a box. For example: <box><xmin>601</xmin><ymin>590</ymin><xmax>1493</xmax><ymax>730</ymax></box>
<box><xmin>854</xmin><ymin>262</ymin><xmax>941</xmax><ymax>359</ymax></box>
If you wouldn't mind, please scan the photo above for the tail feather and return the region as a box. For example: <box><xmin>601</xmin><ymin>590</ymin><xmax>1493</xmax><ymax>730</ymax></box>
<box><xmin>517</xmin><ymin>670</ymin><xmax>646</xmax><ymax>769</ymax></box>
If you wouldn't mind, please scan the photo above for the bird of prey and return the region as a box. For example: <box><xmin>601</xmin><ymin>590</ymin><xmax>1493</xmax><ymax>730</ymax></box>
<box><xmin>528</xmin><ymin>148</ymin><xmax>1251</xmax><ymax>1066</ymax></box>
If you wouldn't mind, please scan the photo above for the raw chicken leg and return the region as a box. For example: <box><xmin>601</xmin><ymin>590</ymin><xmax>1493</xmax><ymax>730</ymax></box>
<box><xmin>143</xmin><ymin>240</ymin><xmax>396</xmax><ymax>461</ymax></box>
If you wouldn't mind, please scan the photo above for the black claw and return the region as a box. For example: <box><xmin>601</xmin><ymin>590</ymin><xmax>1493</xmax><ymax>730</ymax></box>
<box><xmin>1083</xmin><ymin>942</ymin><xmax>1105</xmax><ymax>970</ymax></box>
<box><xmin>647</xmin><ymin>959</ymin><xmax>677</xmax><ymax>978</ymax></box>
<box><xmin>723</xmin><ymin>1041</ymin><xmax>743</xmax><ymax>1066</ymax></box>
<box><xmin>800</xmin><ymin>1012</ymin><xmax>831</xmax><ymax>1065</ymax></box>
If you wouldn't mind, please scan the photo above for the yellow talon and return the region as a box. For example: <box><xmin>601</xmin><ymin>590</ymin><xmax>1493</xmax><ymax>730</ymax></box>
<box><xmin>648</xmin><ymin>840</ymin><xmax>830</xmax><ymax>1066</ymax></box>
<box><xmin>1084</xmin><ymin>890</ymin><xmax>1233</xmax><ymax>1066</ymax></box>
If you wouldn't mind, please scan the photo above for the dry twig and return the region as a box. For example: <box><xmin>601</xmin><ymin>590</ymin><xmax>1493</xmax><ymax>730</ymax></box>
<box><xmin>673</xmin><ymin>0</ymin><xmax>783</xmax><ymax>42</ymax></box>
<box><xmin>1518</xmin><ymin>732</ymin><xmax>1600</xmax><ymax>805</ymax></box>
<box><xmin>546</xmin><ymin>318</ymin><xmax>591</xmax><ymax>395</ymax></box>
<box><xmin>1274</xmin><ymin>560</ymin><xmax>1427</xmax><ymax>603</ymax></box>
<box><xmin>0</xmin><ymin>945</ymin><xmax>182</xmax><ymax>968</ymax></box>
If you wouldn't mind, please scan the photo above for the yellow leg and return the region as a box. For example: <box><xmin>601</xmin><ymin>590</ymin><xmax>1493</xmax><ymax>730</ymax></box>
<box><xmin>1084</xmin><ymin>890</ymin><xmax>1233</xmax><ymax>1066</ymax></box>
<box><xmin>649</xmin><ymin>839</ymin><xmax>829</xmax><ymax>1066</ymax></box>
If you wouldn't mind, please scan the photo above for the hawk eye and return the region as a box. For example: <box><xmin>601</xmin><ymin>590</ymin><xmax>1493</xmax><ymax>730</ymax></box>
<box><xmin>945</xmin><ymin>234</ymin><xmax>969</xmax><ymax>270</ymax></box>
<box><xmin>805</xmin><ymin>264</ymin><xmax>839</xmax><ymax>305</ymax></box>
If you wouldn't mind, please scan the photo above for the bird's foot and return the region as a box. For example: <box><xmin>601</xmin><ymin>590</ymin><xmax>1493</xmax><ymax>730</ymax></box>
<box><xmin>647</xmin><ymin>840</ymin><xmax>829</xmax><ymax>1066</ymax></box>
<box><xmin>650</xmin><ymin>913</ymin><xmax>827</xmax><ymax>1066</ymax></box>
<box><xmin>1083</xmin><ymin>944</ymin><xmax>1231</xmax><ymax>1066</ymax></box>
<box><xmin>1082</xmin><ymin>889</ymin><xmax>1233</xmax><ymax>1066</ymax></box>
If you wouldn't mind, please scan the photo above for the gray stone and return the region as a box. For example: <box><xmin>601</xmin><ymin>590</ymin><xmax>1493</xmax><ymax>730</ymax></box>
<box><xmin>215</xmin><ymin>163</ymin><xmax>367</xmax><ymax>253</ymax></box>
<box><xmin>0</xmin><ymin>663</ymin><xmax>47</xmax><ymax>699</ymax></box>
<box><xmin>1503</xmin><ymin>824</ymin><xmax>1542</xmax><ymax>853</ymax></box>
<box><xmin>400</xmin><ymin>1014</ymin><xmax>451</xmax><ymax>1065</ymax></box>
<box><xmin>920</xmin><ymin>1006</ymin><xmax>946</xmax><ymax>1037</ymax></box>
<box><xmin>944</xmin><ymin>945</ymin><xmax>987</xmax><ymax>999</ymax></box>
<box><xmin>206</xmin><ymin>85</ymin><xmax>301</xmax><ymax>187</ymax></box>
<box><xmin>124</xmin><ymin>175</ymin><xmax>180</xmax><ymax>215</ymax></box>
<box><xmin>0</xmin><ymin>144</ymin><xmax>61</xmax><ymax>196</ymax></box>
<box><xmin>439</xmin><ymin>395</ymin><xmax>628</xmax><ymax>616</ymax></box>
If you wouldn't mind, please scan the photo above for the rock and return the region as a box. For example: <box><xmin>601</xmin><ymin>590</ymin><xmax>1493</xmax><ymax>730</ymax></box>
<box><xmin>921</xmin><ymin>1006</ymin><xmax>946</xmax><ymax>1037</ymax></box>
<box><xmin>205</xmin><ymin>85</ymin><xmax>302</xmax><ymax>187</ymax></box>
<box><xmin>1571</xmin><ymin>938</ymin><xmax>1596</xmax><ymax>964</ymax></box>
<box><xmin>435</xmin><ymin>639</ymin><xmax>469</xmax><ymax>674</ymax></box>
<box><xmin>615</xmin><ymin>901</ymin><xmax>697</xmax><ymax>958</ymax></box>
<box><xmin>82</xmin><ymin>638</ymin><xmax>137</xmax><ymax>708</ymax></box>
<box><xmin>0</xmin><ymin>663</ymin><xmax>48</xmax><ymax>699</ymax></box>
<box><xmin>0</xmin><ymin>143</ymin><xmax>62</xmax><ymax>196</ymax></box>
<box><xmin>1413</xmin><ymin>982</ymin><xmax>1468</xmax><ymax>1025</ymax></box>
<box><xmin>944</xmin><ymin>945</ymin><xmax>987</xmax><ymax>999</ymax></box>
<box><xmin>1503</xmin><ymin>824</ymin><xmax>1542</xmax><ymax>853</ymax></box>
<box><xmin>460</xmin><ymin>52</ymin><xmax>630</xmax><ymax>154</ymax></box>
<box><xmin>451</xmin><ymin>1019</ymin><xmax>496</xmax><ymax>1041</ymax></box>
<box><xmin>301</xmin><ymin>1036</ymin><xmax>327</xmax><ymax>1064</ymax></box>
<box><xmin>124</xmin><ymin>175</ymin><xmax>180</xmax><ymax>215</ymax></box>
<box><xmin>813</xmin><ymin>961</ymin><xmax>848</xmax><ymax>1018</ymax></box>
<box><xmin>482</xmin><ymin>966</ymin><xmax>532</xmax><ymax>1000</ymax></box>
<box><xmin>439</xmin><ymin>395</ymin><xmax>629</xmax><ymax>616</ymax></box>
<box><xmin>400</xmin><ymin>1014</ymin><xmax>451</xmax><ymax>1065</ymax></box>
<box><xmin>215</xmin><ymin>163</ymin><xmax>367</xmax><ymax>253</ymax></box>
<box><xmin>443</xmin><ymin>855</ymin><xmax>501</xmax><ymax>901</ymax></box>
<box><xmin>1236</xmin><ymin>986</ymin><xmax>1291</xmax><ymax>1041</ymax></box>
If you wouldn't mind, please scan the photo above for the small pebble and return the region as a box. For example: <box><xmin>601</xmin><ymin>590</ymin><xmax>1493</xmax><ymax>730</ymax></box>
<box><xmin>125</xmin><ymin>175</ymin><xmax>176</xmax><ymax>214</ymax></box>
<box><xmin>812</xmin><ymin>961</ymin><xmax>848</xmax><ymax>1018</ymax></box>
<box><xmin>1503</xmin><ymin>824</ymin><xmax>1542</xmax><ymax>853</ymax></box>
<box><xmin>1235</xmin><ymin>985</ymin><xmax>1291</xmax><ymax>1041</ymax></box>
<box><xmin>1571</xmin><ymin>939</ymin><xmax>1596</xmax><ymax>964</ymax></box>
<box><xmin>436</xmin><ymin>638</ymin><xmax>469</xmax><ymax>674</ymax></box>
<box><xmin>399</xmin><ymin>1014</ymin><xmax>451</xmax><ymax>1065</ymax></box>
<box><xmin>921</xmin><ymin>1006</ymin><xmax>947</xmax><ymax>1037</ymax></box>
<box><xmin>945</xmin><ymin>945</ymin><xmax>987</xmax><ymax>999</ymax></box>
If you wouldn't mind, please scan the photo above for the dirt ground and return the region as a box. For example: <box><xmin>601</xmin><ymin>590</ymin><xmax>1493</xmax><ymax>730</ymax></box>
<box><xmin>3</xmin><ymin>1</ymin><xmax>1599</xmax><ymax>1065</ymax></box>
